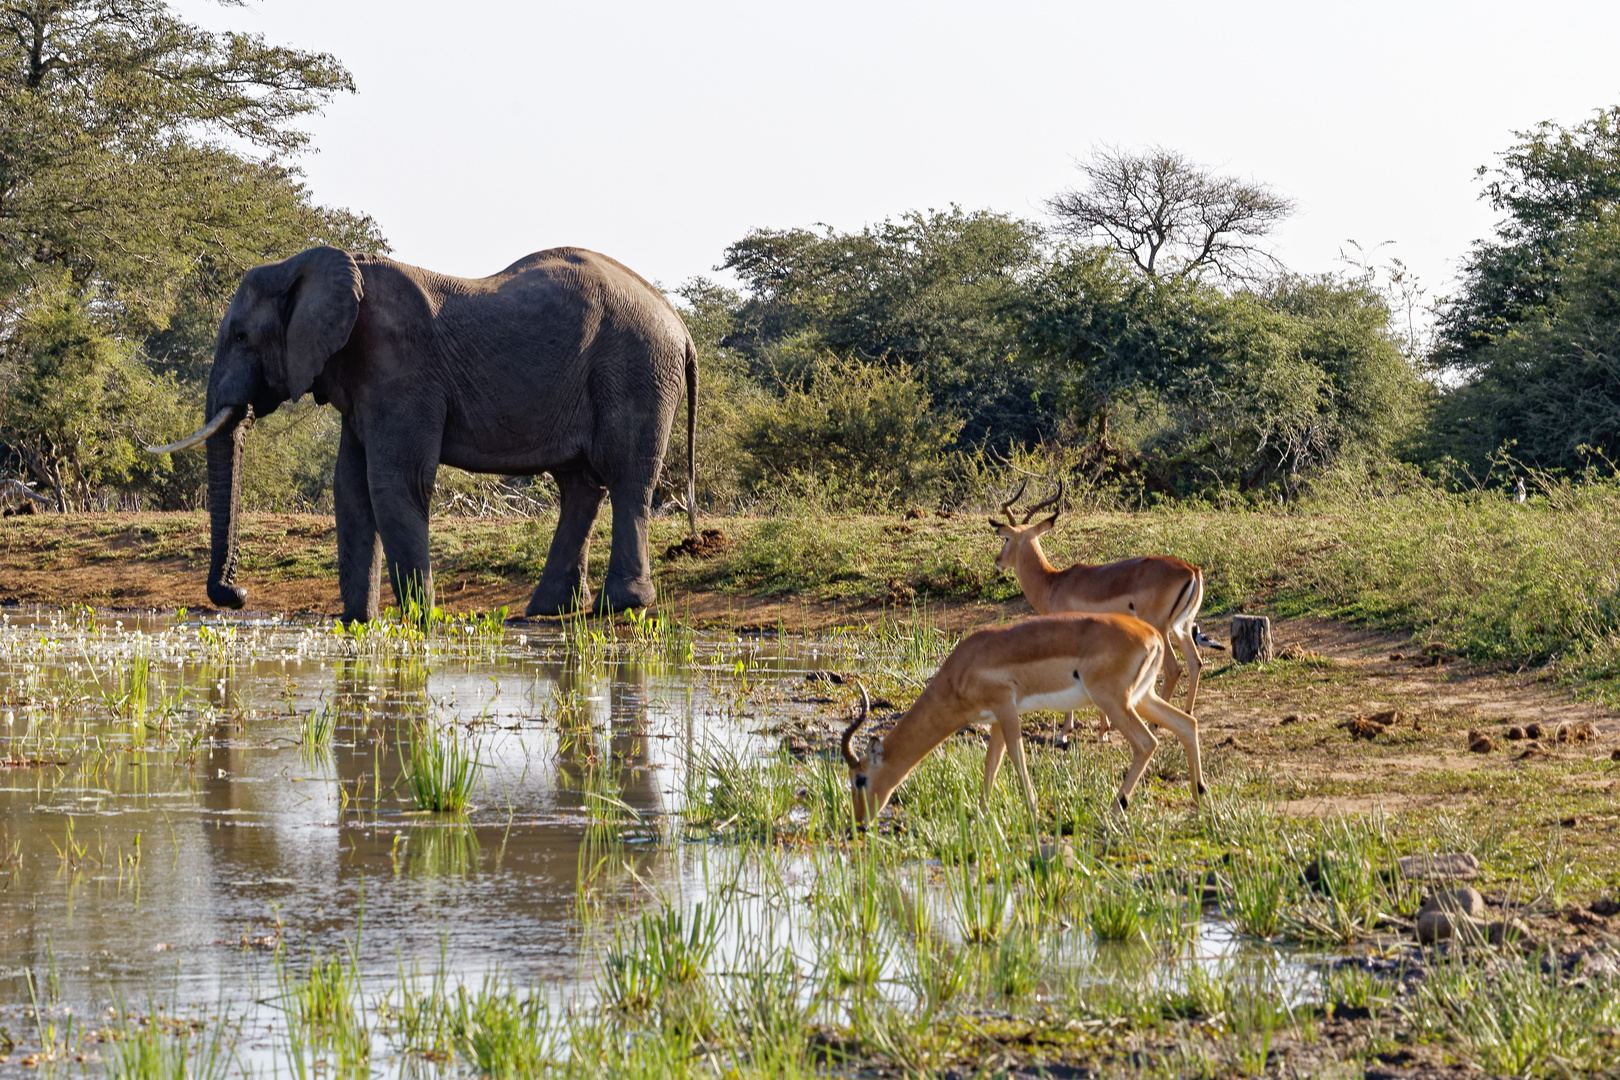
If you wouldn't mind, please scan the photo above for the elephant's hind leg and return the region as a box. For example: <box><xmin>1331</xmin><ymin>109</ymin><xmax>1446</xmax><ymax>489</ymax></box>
<box><xmin>528</xmin><ymin>467</ymin><xmax>607</xmax><ymax>616</ymax></box>
<box><xmin>599</xmin><ymin>474</ymin><xmax>657</xmax><ymax>613</ymax></box>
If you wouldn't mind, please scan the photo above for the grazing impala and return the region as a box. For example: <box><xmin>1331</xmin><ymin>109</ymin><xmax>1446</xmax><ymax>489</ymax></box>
<box><xmin>991</xmin><ymin>481</ymin><xmax>1220</xmax><ymax>742</ymax></box>
<box><xmin>840</xmin><ymin>612</ymin><xmax>1204</xmax><ymax>835</ymax></box>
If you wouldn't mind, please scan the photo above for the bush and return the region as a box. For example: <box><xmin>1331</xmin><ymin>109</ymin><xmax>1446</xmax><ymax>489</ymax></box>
<box><xmin>740</xmin><ymin>355</ymin><xmax>962</xmax><ymax>508</ymax></box>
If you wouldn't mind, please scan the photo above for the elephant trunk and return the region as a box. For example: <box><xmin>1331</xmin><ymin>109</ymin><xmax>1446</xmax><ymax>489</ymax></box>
<box><xmin>205</xmin><ymin>405</ymin><xmax>253</xmax><ymax>609</ymax></box>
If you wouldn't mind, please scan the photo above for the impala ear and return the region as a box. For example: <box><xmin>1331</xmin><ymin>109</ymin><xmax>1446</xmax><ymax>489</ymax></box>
<box><xmin>868</xmin><ymin>737</ymin><xmax>883</xmax><ymax>768</ymax></box>
<box><xmin>1032</xmin><ymin>513</ymin><xmax>1058</xmax><ymax>536</ymax></box>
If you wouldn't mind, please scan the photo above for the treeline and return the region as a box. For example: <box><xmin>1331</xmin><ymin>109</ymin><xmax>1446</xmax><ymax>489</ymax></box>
<box><xmin>3</xmin><ymin>3</ymin><xmax>1618</xmax><ymax>516</ymax></box>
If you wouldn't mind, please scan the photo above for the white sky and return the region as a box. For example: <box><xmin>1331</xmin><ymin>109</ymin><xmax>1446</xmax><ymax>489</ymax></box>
<box><xmin>173</xmin><ymin>0</ymin><xmax>1620</xmax><ymax>305</ymax></box>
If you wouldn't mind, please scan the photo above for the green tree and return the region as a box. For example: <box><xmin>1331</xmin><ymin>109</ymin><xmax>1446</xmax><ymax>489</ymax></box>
<box><xmin>739</xmin><ymin>355</ymin><xmax>963</xmax><ymax>507</ymax></box>
<box><xmin>720</xmin><ymin>207</ymin><xmax>1051</xmax><ymax>447</ymax></box>
<box><xmin>0</xmin><ymin>0</ymin><xmax>386</xmax><ymax>507</ymax></box>
<box><xmin>1435</xmin><ymin>106</ymin><xmax>1620</xmax><ymax>373</ymax></box>
<box><xmin>1426</xmin><ymin>212</ymin><xmax>1620</xmax><ymax>470</ymax></box>
<box><xmin>0</xmin><ymin>276</ymin><xmax>183</xmax><ymax>509</ymax></box>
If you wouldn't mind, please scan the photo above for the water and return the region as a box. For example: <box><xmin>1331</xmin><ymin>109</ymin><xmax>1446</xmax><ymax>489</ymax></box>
<box><xmin>0</xmin><ymin>605</ymin><xmax>1317</xmax><ymax>1074</ymax></box>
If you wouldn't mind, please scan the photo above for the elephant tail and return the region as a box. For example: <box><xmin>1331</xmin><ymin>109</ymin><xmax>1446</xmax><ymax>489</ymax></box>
<box><xmin>685</xmin><ymin>337</ymin><xmax>698</xmax><ymax>540</ymax></box>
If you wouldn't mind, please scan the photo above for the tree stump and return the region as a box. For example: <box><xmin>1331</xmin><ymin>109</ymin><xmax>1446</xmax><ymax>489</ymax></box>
<box><xmin>1231</xmin><ymin>615</ymin><xmax>1273</xmax><ymax>664</ymax></box>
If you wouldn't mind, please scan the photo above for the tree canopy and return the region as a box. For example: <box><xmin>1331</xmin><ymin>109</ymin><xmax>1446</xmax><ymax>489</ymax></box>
<box><xmin>0</xmin><ymin>0</ymin><xmax>386</xmax><ymax>508</ymax></box>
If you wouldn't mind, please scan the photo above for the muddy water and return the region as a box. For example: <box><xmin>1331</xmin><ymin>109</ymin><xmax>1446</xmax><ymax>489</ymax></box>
<box><xmin>0</xmin><ymin>610</ymin><xmax>832</xmax><ymax>1001</ymax></box>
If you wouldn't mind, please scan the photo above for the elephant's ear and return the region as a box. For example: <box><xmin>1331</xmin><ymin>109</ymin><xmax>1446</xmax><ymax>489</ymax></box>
<box><xmin>281</xmin><ymin>247</ymin><xmax>363</xmax><ymax>401</ymax></box>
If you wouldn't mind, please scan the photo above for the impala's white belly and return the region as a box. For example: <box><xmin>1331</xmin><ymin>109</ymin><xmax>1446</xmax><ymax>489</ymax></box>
<box><xmin>1016</xmin><ymin>682</ymin><xmax>1092</xmax><ymax>714</ymax></box>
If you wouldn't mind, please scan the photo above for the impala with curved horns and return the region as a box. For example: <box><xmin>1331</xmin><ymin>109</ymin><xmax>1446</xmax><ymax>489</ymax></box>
<box><xmin>841</xmin><ymin>612</ymin><xmax>1204</xmax><ymax>836</ymax></box>
<box><xmin>991</xmin><ymin>480</ymin><xmax>1221</xmax><ymax>743</ymax></box>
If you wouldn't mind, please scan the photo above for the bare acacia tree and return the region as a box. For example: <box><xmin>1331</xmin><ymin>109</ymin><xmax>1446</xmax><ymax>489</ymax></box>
<box><xmin>1046</xmin><ymin>145</ymin><xmax>1295</xmax><ymax>283</ymax></box>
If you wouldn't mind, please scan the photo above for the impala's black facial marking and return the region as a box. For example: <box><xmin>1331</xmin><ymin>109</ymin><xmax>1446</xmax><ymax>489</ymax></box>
<box><xmin>853</xmin><ymin>774</ymin><xmax>868</xmax><ymax>789</ymax></box>
<box><xmin>1073</xmin><ymin>670</ymin><xmax>1081</xmax><ymax>680</ymax></box>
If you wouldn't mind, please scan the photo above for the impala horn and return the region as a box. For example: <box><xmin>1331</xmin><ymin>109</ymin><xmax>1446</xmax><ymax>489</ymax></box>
<box><xmin>999</xmin><ymin>479</ymin><xmax>1028</xmax><ymax>525</ymax></box>
<box><xmin>841</xmin><ymin>679</ymin><xmax>871</xmax><ymax>769</ymax></box>
<box><xmin>146</xmin><ymin>407</ymin><xmax>237</xmax><ymax>453</ymax></box>
<box><xmin>1022</xmin><ymin>478</ymin><xmax>1065</xmax><ymax>523</ymax></box>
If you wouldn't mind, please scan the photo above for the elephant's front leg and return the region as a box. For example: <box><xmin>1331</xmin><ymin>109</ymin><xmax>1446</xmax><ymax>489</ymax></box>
<box><xmin>367</xmin><ymin>452</ymin><xmax>438</xmax><ymax>619</ymax></box>
<box><xmin>601</xmin><ymin>473</ymin><xmax>657</xmax><ymax>612</ymax></box>
<box><xmin>527</xmin><ymin>467</ymin><xmax>607</xmax><ymax>616</ymax></box>
<box><xmin>334</xmin><ymin>423</ymin><xmax>384</xmax><ymax>623</ymax></box>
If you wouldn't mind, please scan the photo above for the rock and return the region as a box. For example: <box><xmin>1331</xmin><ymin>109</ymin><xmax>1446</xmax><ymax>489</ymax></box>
<box><xmin>1398</xmin><ymin>852</ymin><xmax>1481</xmax><ymax>882</ymax></box>
<box><xmin>1417</xmin><ymin>909</ymin><xmax>1485</xmax><ymax>944</ymax></box>
<box><xmin>1505</xmin><ymin>725</ymin><xmax>1525</xmax><ymax>740</ymax></box>
<box><xmin>1419</xmin><ymin>887</ymin><xmax>1487</xmax><ymax>919</ymax></box>
<box><xmin>1525</xmin><ymin>721</ymin><xmax>1545</xmax><ymax>740</ymax></box>
<box><xmin>1487</xmin><ymin>918</ymin><xmax>1530</xmax><ymax>946</ymax></box>
<box><xmin>1468</xmin><ymin>732</ymin><xmax>1496</xmax><ymax>753</ymax></box>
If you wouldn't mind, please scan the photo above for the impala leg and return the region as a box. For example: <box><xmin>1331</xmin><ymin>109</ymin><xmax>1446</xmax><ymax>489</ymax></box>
<box><xmin>1171</xmin><ymin>624</ymin><xmax>1204</xmax><ymax>714</ymax></box>
<box><xmin>996</xmin><ymin>710</ymin><xmax>1042</xmax><ymax>837</ymax></box>
<box><xmin>1058</xmin><ymin>711</ymin><xmax>1075</xmax><ymax>748</ymax></box>
<box><xmin>1139</xmin><ymin>691</ymin><xmax>1206</xmax><ymax>805</ymax></box>
<box><xmin>1095</xmin><ymin>710</ymin><xmax>1112</xmax><ymax>742</ymax></box>
<box><xmin>1159</xmin><ymin>628</ymin><xmax>1184</xmax><ymax>712</ymax></box>
<box><xmin>982</xmin><ymin>724</ymin><xmax>1007</xmax><ymax>808</ymax></box>
<box><xmin>1095</xmin><ymin>691</ymin><xmax>1158</xmax><ymax>813</ymax></box>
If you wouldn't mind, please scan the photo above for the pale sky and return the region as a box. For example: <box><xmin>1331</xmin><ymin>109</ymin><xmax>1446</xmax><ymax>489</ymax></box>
<box><xmin>173</xmin><ymin>0</ymin><xmax>1620</xmax><ymax>308</ymax></box>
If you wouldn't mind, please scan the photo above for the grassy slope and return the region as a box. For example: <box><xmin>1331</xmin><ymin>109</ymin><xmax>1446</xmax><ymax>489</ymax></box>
<box><xmin>4</xmin><ymin>482</ymin><xmax>1619</xmax><ymax>687</ymax></box>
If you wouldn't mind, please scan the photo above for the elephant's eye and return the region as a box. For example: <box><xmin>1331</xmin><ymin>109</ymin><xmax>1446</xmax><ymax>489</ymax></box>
<box><xmin>234</xmin><ymin>331</ymin><xmax>248</xmax><ymax>344</ymax></box>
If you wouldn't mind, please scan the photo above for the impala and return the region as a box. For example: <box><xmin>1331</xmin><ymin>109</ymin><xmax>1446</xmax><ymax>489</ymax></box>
<box><xmin>991</xmin><ymin>481</ymin><xmax>1220</xmax><ymax>743</ymax></box>
<box><xmin>841</xmin><ymin>612</ymin><xmax>1204</xmax><ymax>834</ymax></box>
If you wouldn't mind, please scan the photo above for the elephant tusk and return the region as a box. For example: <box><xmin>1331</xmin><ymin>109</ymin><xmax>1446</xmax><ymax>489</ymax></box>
<box><xmin>146</xmin><ymin>407</ymin><xmax>237</xmax><ymax>453</ymax></box>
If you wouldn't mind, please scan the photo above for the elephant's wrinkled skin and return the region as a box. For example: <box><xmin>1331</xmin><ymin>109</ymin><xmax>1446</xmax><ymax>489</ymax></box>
<box><xmin>187</xmin><ymin>245</ymin><xmax>696</xmax><ymax>621</ymax></box>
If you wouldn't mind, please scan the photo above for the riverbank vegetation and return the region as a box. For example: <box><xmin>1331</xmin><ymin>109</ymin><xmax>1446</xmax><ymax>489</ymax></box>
<box><xmin>5</xmin><ymin>6</ymin><xmax>1620</xmax><ymax>519</ymax></box>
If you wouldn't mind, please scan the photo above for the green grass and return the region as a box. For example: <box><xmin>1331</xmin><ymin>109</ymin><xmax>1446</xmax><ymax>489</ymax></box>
<box><xmin>400</xmin><ymin>720</ymin><xmax>481</xmax><ymax>813</ymax></box>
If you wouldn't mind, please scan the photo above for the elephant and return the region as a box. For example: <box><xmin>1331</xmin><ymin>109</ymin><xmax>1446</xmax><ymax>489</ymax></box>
<box><xmin>150</xmin><ymin>246</ymin><xmax>697</xmax><ymax>621</ymax></box>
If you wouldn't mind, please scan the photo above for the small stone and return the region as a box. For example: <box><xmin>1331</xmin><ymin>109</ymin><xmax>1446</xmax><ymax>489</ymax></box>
<box><xmin>1419</xmin><ymin>886</ymin><xmax>1487</xmax><ymax>919</ymax></box>
<box><xmin>1525</xmin><ymin>721</ymin><xmax>1545</xmax><ymax>740</ymax></box>
<box><xmin>1487</xmin><ymin>918</ymin><xmax>1529</xmax><ymax>946</ymax></box>
<box><xmin>1505</xmin><ymin>726</ymin><xmax>1525</xmax><ymax>740</ymax></box>
<box><xmin>1398</xmin><ymin>852</ymin><xmax>1481</xmax><ymax>882</ymax></box>
<box><xmin>1417</xmin><ymin>909</ymin><xmax>1485</xmax><ymax>944</ymax></box>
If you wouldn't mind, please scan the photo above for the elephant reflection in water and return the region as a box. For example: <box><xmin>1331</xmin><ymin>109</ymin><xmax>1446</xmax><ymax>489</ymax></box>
<box><xmin>545</xmin><ymin>657</ymin><xmax>663</xmax><ymax>820</ymax></box>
